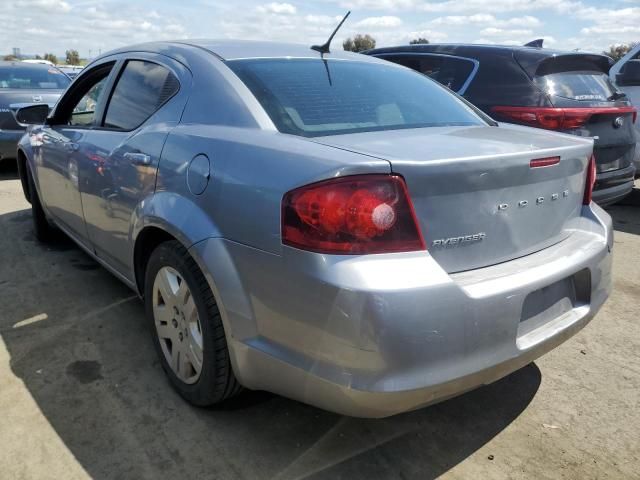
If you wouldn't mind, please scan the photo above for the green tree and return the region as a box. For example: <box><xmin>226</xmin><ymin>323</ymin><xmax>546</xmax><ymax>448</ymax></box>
<box><xmin>603</xmin><ymin>42</ymin><xmax>638</xmax><ymax>62</ymax></box>
<box><xmin>43</xmin><ymin>53</ymin><xmax>58</xmax><ymax>64</ymax></box>
<box><xmin>409</xmin><ymin>38</ymin><xmax>430</xmax><ymax>45</ymax></box>
<box><xmin>3</xmin><ymin>54</ymin><xmax>17</xmax><ymax>61</ymax></box>
<box><xmin>343</xmin><ymin>34</ymin><xmax>376</xmax><ymax>52</ymax></box>
<box><xmin>65</xmin><ymin>49</ymin><xmax>80</xmax><ymax>65</ymax></box>
<box><xmin>35</xmin><ymin>54</ymin><xmax>42</xmax><ymax>59</ymax></box>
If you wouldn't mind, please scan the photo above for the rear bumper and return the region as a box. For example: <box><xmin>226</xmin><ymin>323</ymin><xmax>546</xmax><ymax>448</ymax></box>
<box><xmin>190</xmin><ymin>205</ymin><xmax>613</xmax><ymax>418</ymax></box>
<box><xmin>593</xmin><ymin>164</ymin><xmax>636</xmax><ymax>206</ymax></box>
<box><xmin>0</xmin><ymin>129</ymin><xmax>24</xmax><ymax>161</ymax></box>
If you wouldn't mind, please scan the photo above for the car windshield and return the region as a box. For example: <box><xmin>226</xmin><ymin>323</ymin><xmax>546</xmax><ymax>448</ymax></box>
<box><xmin>0</xmin><ymin>65</ymin><xmax>71</xmax><ymax>89</ymax></box>
<box><xmin>534</xmin><ymin>71</ymin><xmax>620</xmax><ymax>101</ymax></box>
<box><xmin>227</xmin><ymin>58</ymin><xmax>485</xmax><ymax>137</ymax></box>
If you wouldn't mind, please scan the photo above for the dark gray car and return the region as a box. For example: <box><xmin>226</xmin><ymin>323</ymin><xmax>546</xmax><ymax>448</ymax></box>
<box><xmin>366</xmin><ymin>44</ymin><xmax>637</xmax><ymax>205</ymax></box>
<box><xmin>0</xmin><ymin>61</ymin><xmax>70</xmax><ymax>162</ymax></box>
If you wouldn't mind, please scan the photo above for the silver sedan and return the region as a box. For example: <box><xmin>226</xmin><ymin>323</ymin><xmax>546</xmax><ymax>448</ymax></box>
<box><xmin>16</xmin><ymin>40</ymin><xmax>612</xmax><ymax>417</ymax></box>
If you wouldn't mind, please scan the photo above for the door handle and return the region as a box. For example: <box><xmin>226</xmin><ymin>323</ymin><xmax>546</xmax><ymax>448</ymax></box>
<box><xmin>123</xmin><ymin>152</ymin><xmax>152</xmax><ymax>166</ymax></box>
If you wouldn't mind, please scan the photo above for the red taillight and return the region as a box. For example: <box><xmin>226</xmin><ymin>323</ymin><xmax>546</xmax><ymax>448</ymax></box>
<box><xmin>583</xmin><ymin>154</ymin><xmax>597</xmax><ymax>205</ymax></box>
<box><xmin>492</xmin><ymin>106</ymin><xmax>637</xmax><ymax>130</ymax></box>
<box><xmin>282</xmin><ymin>175</ymin><xmax>425</xmax><ymax>254</ymax></box>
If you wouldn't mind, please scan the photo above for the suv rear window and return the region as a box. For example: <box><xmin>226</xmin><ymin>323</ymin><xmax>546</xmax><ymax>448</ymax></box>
<box><xmin>227</xmin><ymin>58</ymin><xmax>485</xmax><ymax>137</ymax></box>
<box><xmin>534</xmin><ymin>71</ymin><xmax>619</xmax><ymax>102</ymax></box>
<box><xmin>377</xmin><ymin>54</ymin><xmax>476</xmax><ymax>93</ymax></box>
<box><xmin>0</xmin><ymin>65</ymin><xmax>70</xmax><ymax>89</ymax></box>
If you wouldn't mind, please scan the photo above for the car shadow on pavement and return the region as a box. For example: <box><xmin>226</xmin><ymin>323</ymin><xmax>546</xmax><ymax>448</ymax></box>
<box><xmin>0</xmin><ymin>206</ymin><xmax>541</xmax><ymax>480</ymax></box>
<box><xmin>605</xmin><ymin>185</ymin><xmax>640</xmax><ymax>236</ymax></box>
<box><xmin>0</xmin><ymin>159</ymin><xmax>19</xmax><ymax>180</ymax></box>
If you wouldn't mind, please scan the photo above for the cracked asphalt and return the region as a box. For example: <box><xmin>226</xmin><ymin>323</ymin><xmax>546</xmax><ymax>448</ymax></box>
<box><xmin>1</xmin><ymin>160</ymin><xmax>639</xmax><ymax>480</ymax></box>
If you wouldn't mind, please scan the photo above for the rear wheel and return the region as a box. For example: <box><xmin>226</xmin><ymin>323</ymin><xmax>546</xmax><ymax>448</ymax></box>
<box><xmin>27</xmin><ymin>167</ymin><xmax>54</xmax><ymax>242</ymax></box>
<box><xmin>144</xmin><ymin>240</ymin><xmax>242</xmax><ymax>406</ymax></box>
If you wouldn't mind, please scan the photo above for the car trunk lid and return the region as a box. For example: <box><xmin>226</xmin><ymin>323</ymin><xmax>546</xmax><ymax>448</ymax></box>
<box><xmin>312</xmin><ymin>124</ymin><xmax>593</xmax><ymax>273</ymax></box>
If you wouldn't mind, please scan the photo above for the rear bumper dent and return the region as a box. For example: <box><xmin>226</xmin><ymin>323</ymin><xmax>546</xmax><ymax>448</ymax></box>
<box><xmin>191</xmin><ymin>205</ymin><xmax>613</xmax><ymax>417</ymax></box>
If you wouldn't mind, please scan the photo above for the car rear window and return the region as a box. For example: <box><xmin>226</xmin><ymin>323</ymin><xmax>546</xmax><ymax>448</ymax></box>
<box><xmin>534</xmin><ymin>71</ymin><xmax>619</xmax><ymax>102</ymax></box>
<box><xmin>0</xmin><ymin>65</ymin><xmax>70</xmax><ymax>89</ymax></box>
<box><xmin>227</xmin><ymin>58</ymin><xmax>485</xmax><ymax>137</ymax></box>
<box><xmin>376</xmin><ymin>54</ymin><xmax>476</xmax><ymax>93</ymax></box>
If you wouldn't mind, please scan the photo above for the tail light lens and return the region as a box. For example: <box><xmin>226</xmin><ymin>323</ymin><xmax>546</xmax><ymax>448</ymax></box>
<box><xmin>282</xmin><ymin>175</ymin><xmax>425</xmax><ymax>254</ymax></box>
<box><xmin>492</xmin><ymin>106</ymin><xmax>637</xmax><ymax>130</ymax></box>
<box><xmin>583</xmin><ymin>154</ymin><xmax>597</xmax><ymax>205</ymax></box>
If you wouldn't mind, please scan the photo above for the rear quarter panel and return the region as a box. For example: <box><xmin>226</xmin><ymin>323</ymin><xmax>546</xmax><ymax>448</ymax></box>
<box><xmin>154</xmin><ymin>125</ymin><xmax>391</xmax><ymax>254</ymax></box>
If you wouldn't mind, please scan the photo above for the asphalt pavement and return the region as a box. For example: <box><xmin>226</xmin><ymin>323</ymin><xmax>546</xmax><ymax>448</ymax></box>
<box><xmin>1</xmin><ymin>160</ymin><xmax>638</xmax><ymax>480</ymax></box>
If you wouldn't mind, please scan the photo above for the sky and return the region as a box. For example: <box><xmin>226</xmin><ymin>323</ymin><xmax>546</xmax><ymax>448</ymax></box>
<box><xmin>1</xmin><ymin>0</ymin><xmax>638</xmax><ymax>59</ymax></box>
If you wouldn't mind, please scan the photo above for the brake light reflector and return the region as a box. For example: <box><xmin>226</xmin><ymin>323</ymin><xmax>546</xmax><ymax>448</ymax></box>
<box><xmin>492</xmin><ymin>106</ymin><xmax>637</xmax><ymax>130</ymax></box>
<box><xmin>583</xmin><ymin>154</ymin><xmax>597</xmax><ymax>205</ymax></box>
<box><xmin>530</xmin><ymin>156</ymin><xmax>560</xmax><ymax>168</ymax></box>
<box><xmin>282</xmin><ymin>175</ymin><xmax>425</xmax><ymax>254</ymax></box>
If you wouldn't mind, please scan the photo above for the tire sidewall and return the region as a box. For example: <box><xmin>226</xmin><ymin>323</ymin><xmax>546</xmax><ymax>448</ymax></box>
<box><xmin>144</xmin><ymin>243</ymin><xmax>220</xmax><ymax>404</ymax></box>
<box><xmin>27</xmin><ymin>165</ymin><xmax>52</xmax><ymax>241</ymax></box>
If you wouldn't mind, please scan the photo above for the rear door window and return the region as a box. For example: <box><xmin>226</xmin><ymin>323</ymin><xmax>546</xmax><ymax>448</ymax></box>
<box><xmin>378</xmin><ymin>54</ymin><xmax>476</xmax><ymax>93</ymax></box>
<box><xmin>534</xmin><ymin>71</ymin><xmax>620</xmax><ymax>101</ymax></box>
<box><xmin>103</xmin><ymin>60</ymin><xmax>179</xmax><ymax>130</ymax></box>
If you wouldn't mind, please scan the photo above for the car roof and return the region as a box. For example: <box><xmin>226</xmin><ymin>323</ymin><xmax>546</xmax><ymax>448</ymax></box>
<box><xmin>101</xmin><ymin>39</ymin><xmax>381</xmax><ymax>63</ymax></box>
<box><xmin>0</xmin><ymin>61</ymin><xmax>59</xmax><ymax>69</ymax></box>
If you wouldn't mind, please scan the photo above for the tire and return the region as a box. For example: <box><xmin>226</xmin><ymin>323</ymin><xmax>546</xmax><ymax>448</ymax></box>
<box><xmin>144</xmin><ymin>240</ymin><xmax>242</xmax><ymax>406</ymax></box>
<box><xmin>27</xmin><ymin>167</ymin><xmax>55</xmax><ymax>242</ymax></box>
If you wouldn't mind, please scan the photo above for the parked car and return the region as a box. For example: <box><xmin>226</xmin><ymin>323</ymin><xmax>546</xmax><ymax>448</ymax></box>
<box><xmin>16</xmin><ymin>40</ymin><xmax>612</xmax><ymax>418</ymax></box>
<box><xmin>57</xmin><ymin>65</ymin><xmax>84</xmax><ymax>79</ymax></box>
<box><xmin>21</xmin><ymin>59</ymin><xmax>55</xmax><ymax>66</ymax></box>
<box><xmin>610</xmin><ymin>43</ymin><xmax>640</xmax><ymax>177</ymax></box>
<box><xmin>366</xmin><ymin>44</ymin><xmax>637</xmax><ymax>205</ymax></box>
<box><xmin>0</xmin><ymin>61</ymin><xmax>70</xmax><ymax>163</ymax></box>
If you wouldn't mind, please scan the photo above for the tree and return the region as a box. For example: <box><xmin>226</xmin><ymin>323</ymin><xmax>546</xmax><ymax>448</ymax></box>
<box><xmin>409</xmin><ymin>38</ymin><xmax>430</xmax><ymax>45</ymax></box>
<box><xmin>343</xmin><ymin>34</ymin><xmax>376</xmax><ymax>52</ymax></box>
<box><xmin>35</xmin><ymin>54</ymin><xmax>42</xmax><ymax>59</ymax></box>
<box><xmin>65</xmin><ymin>49</ymin><xmax>80</xmax><ymax>65</ymax></box>
<box><xmin>2</xmin><ymin>54</ymin><xmax>17</xmax><ymax>61</ymax></box>
<box><xmin>43</xmin><ymin>53</ymin><xmax>58</xmax><ymax>64</ymax></box>
<box><xmin>602</xmin><ymin>42</ymin><xmax>638</xmax><ymax>62</ymax></box>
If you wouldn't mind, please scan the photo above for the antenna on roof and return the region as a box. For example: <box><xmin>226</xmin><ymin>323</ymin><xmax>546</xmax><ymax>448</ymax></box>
<box><xmin>311</xmin><ymin>11</ymin><xmax>351</xmax><ymax>56</ymax></box>
<box><xmin>524</xmin><ymin>38</ymin><xmax>544</xmax><ymax>48</ymax></box>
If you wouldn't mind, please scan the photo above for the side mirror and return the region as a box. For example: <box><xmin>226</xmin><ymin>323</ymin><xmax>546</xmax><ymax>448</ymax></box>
<box><xmin>15</xmin><ymin>103</ymin><xmax>51</xmax><ymax>125</ymax></box>
<box><xmin>617</xmin><ymin>59</ymin><xmax>640</xmax><ymax>87</ymax></box>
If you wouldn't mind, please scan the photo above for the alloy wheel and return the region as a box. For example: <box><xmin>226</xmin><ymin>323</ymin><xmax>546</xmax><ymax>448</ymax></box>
<box><xmin>152</xmin><ymin>266</ymin><xmax>204</xmax><ymax>384</ymax></box>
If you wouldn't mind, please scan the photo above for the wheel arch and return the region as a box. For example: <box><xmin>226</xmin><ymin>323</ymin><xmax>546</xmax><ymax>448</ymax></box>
<box><xmin>16</xmin><ymin>148</ymin><xmax>32</xmax><ymax>203</ymax></box>
<box><xmin>130</xmin><ymin>191</ymin><xmax>222</xmax><ymax>296</ymax></box>
<box><xmin>133</xmin><ymin>226</ymin><xmax>177</xmax><ymax>296</ymax></box>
